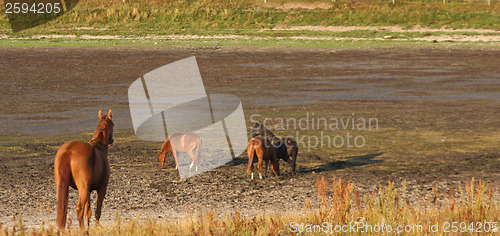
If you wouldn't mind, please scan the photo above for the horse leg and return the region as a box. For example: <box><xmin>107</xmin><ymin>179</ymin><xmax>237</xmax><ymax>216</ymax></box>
<box><xmin>197</xmin><ymin>156</ymin><xmax>200</xmax><ymax>171</ymax></box>
<box><xmin>256</xmin><ymin>147</ymin><xmax>268</xmax><ymax>179</ymax></box>
<box><xmin>95</xmin><ymin>187</ymin><xmax>107</xmax><ymax>224</ymax></box>
<box><xmin>76</xmin><ymin>188</ymin><xmax>90</xmax><ymax>229</ymax></box>
<box><xmin>85</xmin><ymin>192</ymin><xmax>92</xmax><ymax>228</ymax></box>
<box><xmin>187</xmin><ymin>149</ymin><xmax>198</xmax><ymax>172</ymax></box>
<box><xmin>264</xmin><ymin>156</ymin><xmax>271</xmax><ymax>178</ymax></box>
<box><xmin>247</xmin><ymin>148</ymin><xmax>254</xmax><ymax>179</ymax></box>
<box><xmin>195</xmin><ymin>140</ymin><xmax>201</xmax><ymax>171</ymax></box>
<box><xmin>194</xmin><ymin>147</ymin><xmax>199</xmax><ymax>172</ymax></box>
<box><xmin>257</xmin><ymin>155</ymin><xmax>263</xmax><ymax>179</ymax></box>
<box><xmin>172</xmin><ymin>150</ymin><xmax>179</xmax><ymax>170</ymax></box>
<box><xmin>270</xmin><ymin>151</ymin><xmax>280</xmax><ymax>177</ymax></box>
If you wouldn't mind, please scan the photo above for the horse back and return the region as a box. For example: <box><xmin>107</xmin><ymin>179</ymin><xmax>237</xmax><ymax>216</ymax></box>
<box><xmin>170</xmin><ymin>133</ymin><xmax>200</xmax><ymax>152</ymax></box>
<box><xmin>55</xmin><ymin>141</ymin><xmax>109</xmax><ymax>190</ymax></box>
<box><xmin>185</xmin><ymin>133</ymin><xmax>201</xmax><ymax>149</ymax></box>
<box><xmin>248</xmin><ymin>138</ymin><xmax>273</xmax><ymax>160</ymax></box>
<box><xmin>55</xmin><ymin>141</ymin><xmax>94</xmax><ymax>165</ymax></box>
<box><xmin>248</xmin><ymin>137</ymin><xmax>264</xmax><ymax>150</ymax></box>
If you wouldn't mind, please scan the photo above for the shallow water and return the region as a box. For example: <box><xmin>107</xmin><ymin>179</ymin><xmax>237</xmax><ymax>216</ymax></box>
<box><xmin>0</xmin><ymin>47</ymin><xmax>498</xmax><ymax>135</ymax></box>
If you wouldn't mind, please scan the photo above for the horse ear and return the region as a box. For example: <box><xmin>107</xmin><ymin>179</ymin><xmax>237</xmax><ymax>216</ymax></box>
<box><xmin>98</xmin><ymin>110</ymin><xmax>103</xmax><ymax>119</ymax></box>
<box><xmin>108</xmin><ymin>109</ymin><xmax>113</xmax><ymax>119</ymax></box>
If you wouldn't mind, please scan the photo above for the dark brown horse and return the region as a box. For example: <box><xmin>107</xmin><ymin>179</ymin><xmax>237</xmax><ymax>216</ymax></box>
<box><xmin>54</xmin><ymin>110</ymin><xmax>114</xmax><ymax>230</ymax></box>
<box><xmin>250</xmin><ymin>122</ymin><xmax>298</xmax><ymax>174</ymax></box>
<box><xmin>158</xmin><ymin>132</ymin><xmax>202</xmax><ymax>172</ymax></box>
<box><xmin>246</xmin><ymin>137</ymin><xmax>280</xmax><ymax>179</ymax></box>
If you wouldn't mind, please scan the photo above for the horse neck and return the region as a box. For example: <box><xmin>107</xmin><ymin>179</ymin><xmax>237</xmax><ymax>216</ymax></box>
<box><xmin>262</xmin><ymin>126</ymin><xmax>276</xmax><ymax>139</ymax></box>
<box><xmin>90</xmin><ymin>131</ymin><xmax>108</xmax><ymax>146</ymax></box>
<box><xmin>89</xmin><ymin>140</ymin><xmax>109</xmax><ymax>153</ymax></box>
<box><xmin>160</xmin><ymin>140</ymin><xmax>172</xmax><ymax>155</ymax></box>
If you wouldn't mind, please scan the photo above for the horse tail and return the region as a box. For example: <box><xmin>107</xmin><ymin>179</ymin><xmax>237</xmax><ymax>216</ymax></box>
<box><xmin>246</xmin><ymin>142</ymin><xmax>255</xmax><ymax>175</ymax></box>
<box><xmin>55</xmin><ymin>150</ymin><xmax>71</xmax><ymax>230</ymax></box>
<box><xmin>247</xmin><ymin>144</ymin><xmax>254</xmax><ymax>161</ymax></box>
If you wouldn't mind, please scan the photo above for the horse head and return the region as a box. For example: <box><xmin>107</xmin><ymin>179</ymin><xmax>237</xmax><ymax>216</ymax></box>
<box><xmin>250</xmin><ymin>121</ymin><xmax>263</xmax><ymax>138</ymax></box>
<box><xmin>158</xmin><ymin>138</ymin><xmax>171</xmax><ymax>168</ymax></box>
<box><xmin>91</xmin><ymin>110</ymin><xmax>114</xmax><ymax>147</ymax></box>
<box><xmin>272</xmin><ymin>137</ymin><xmax>298</xmax><ymax>174</ymax></box>
<box><xmin>286</xmin><ymin>138</ymin><xmax>298</xmax><ymax>174</ymax></box>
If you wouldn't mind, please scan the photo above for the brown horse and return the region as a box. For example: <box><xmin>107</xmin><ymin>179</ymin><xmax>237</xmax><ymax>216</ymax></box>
<box><xmin>158</xmin><ymin>132</ymin><xmax>202</xmax><ymax>172</ymax></box>
<box><xmin>250</xmin><ymin>122</ymin><xmax>298</xmax><ymax>174</ymax></box>
<box><xmin>246</xmin><ymin>137</ymin><xmax>280</xmax><ymax>179</ymax></box>
<box><xmin>54</xmin><ymin>110</ymin><xmax>114</xmax><ymax>230</ymax></box>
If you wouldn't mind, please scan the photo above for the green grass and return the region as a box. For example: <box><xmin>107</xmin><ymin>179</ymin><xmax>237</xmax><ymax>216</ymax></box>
<box><xmin>1</xmin><ymin>36</ymin><xmax>499</xmax><ymax>49</ymax></box>
<box><xmin>0</xmin><ymin>0</ymin><xmax>498</xmax><ymax>36</ymax></box>
<box><xmin>0</xmin><ymin>0</ymin><xmax>498</xmax><ymax>48</ymax></box>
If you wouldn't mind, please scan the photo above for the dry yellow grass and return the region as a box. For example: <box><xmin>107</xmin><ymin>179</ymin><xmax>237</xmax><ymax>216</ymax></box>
<box><xmin>2</xmin><ymin>176</ymin><xmax>498</xmax><ymax>235</ymax></box>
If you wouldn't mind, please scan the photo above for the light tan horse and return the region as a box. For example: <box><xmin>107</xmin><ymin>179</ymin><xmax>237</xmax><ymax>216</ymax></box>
<box><xmin>246</xmin><ymin>137</ymin><xmax>280</xmax><ymax>179</ymax></box>
<box><xmin>54</xmin><ymin>110</ymin><xmax>114</xmax><ymax>230</ymax></box>
<box><xmin>158</xmin><ymin>132</ymin><xmax>202</xmax><ymax>172</ymax></box>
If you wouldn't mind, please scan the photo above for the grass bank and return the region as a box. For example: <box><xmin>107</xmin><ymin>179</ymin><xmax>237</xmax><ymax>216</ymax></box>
<box><xmin>0</xmin><ymin>37</ymin><xmax>497</xmax><ymax>49</ymax></box>
<box><xmin>0</xmin><ymin>0</ymin><xmax>498</xmax><ymax>36</ymax></box>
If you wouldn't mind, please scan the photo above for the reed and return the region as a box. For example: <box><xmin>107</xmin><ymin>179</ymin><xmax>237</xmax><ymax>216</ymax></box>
<box><xmin>3</xmin><ymin>176</ymin><xmax>497</xmax><ymax>235</ymax></box>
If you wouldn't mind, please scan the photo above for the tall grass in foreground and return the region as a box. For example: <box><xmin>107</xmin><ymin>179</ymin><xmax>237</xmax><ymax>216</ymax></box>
<box><xmin>1</xmin><ymin>176</ymin><xmax>498</xmax><ymax>235</ymax></box>
<box><xmin>313</xmin><ymin>176</ymin><xmax>499</xmax><ymax>234</ymax></box>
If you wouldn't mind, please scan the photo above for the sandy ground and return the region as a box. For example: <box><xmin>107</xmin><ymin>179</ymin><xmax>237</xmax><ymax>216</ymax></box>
<box><xmin>1</xmin><ymin>33</ymin><xmax>499</xmax><ymax>43</ymax></box>
<box><xmin>1</xmin><ymin>25</ymin><xmax>499</xmax><ymax>43</ymax></box>
<box><xmin>270</xmin><ymin>25</ymin><xmax>499</xmax><ymax>34</ymax></box>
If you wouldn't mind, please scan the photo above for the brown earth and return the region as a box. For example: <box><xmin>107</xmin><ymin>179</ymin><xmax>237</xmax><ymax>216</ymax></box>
<box><xmin>0</xmin><ymin>46</ymin><xmax>499</xmax><ymax>229</ymax></box>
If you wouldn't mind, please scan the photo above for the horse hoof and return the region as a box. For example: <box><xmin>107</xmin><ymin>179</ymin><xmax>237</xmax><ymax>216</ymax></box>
<box><xmin>251</xmin><ymin>173</ymin><xmax>254</xmax><ymax>179</ymax></box>
<box><xmin>259</xmin><ymin>173</ymin><xmax>263</xmax><ymax>179</ymax></box>
<box><xmin>190</xmin><ymin>162</ymin><xmax>194</xmax><ymax>168</ymax></box>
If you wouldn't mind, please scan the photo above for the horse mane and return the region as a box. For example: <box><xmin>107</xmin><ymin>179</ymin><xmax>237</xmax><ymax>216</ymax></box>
<box><xmin>257</xmin><ymin>122</ymin><xmax>276</xmax><ymax>139</ymax></box>
<box><xmin>160</xmin><ymin>138</ymin><xmax>171</xmax><ymax>154</ymax></box>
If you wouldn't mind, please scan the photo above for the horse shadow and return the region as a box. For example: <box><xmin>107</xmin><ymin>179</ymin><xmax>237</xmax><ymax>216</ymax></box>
<box><xmin>229</xmin><ymin>156</ymin><xmax>250</xmax><ymax>166</ymax></box>
<box><xmin>299</xmin><ymin>152</ymin><xmax>384</xmax><ymax>174</ymax></box>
